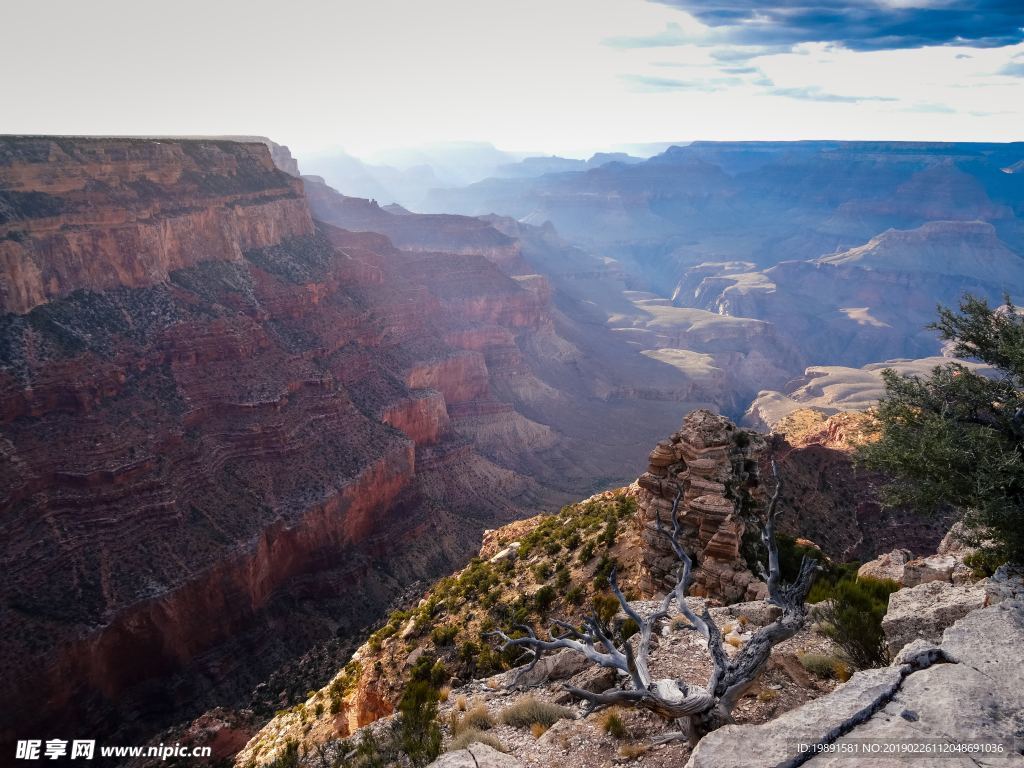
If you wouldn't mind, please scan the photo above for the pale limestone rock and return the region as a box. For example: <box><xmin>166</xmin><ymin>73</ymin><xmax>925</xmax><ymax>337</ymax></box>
<box><xmin>686</xmin><ymin>667</ymin><xmax>905</xmax><ymax>768</ymax></box>
<box><xmin>428</xmin><ymin>744</ymin><xmax>523</xmax><ymax>768</ymax></box>
<box><xmin>709</xmin><ymin>600</ymin><xmax>782</xmax><ymax>628</ymax></box>
<box><xmin>857</xmin><ymin>549</ymin><xmax>911</xmax><ymax>584</ymax></box>
<box><xmin>985</xmin><ymin>564</ymin><xmax>1024</xmax><ymax>605</ymax></box>
<box><xmin>881</xmin><ymin>580</ymin><xmax>987</xmax><ymax>657</ymax></box>
<box><xmin>809</xmin><ymin>599</ymin><xmax>1024</xmax><ymax>767</ymax></box>
<box><xmin>510</xmin><ymin>649</ymin><xmax>589</xmax><ymax>687</ymax></box>
<box><xmin>686</xmin><ymin>599</ymin><xmax>1024</xmax><ymax>768</ymax></box>
<box><xmin>488</xmin><ymin>543</ymin><xmax>519</xmax><ymax>564</ymax></box>
<box><xmin>902</xmin><ymin>554</ymin><xmax>957</xmax><ymax>587</ymax></box>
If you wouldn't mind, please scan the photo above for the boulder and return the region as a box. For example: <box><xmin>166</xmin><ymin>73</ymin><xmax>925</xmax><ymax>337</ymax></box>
<box><xmin>686</xmin><ymin>599</ymin><xmax>1024</xmax><ymax>768</ymax></box>
<box><xmin>709</xmin><ymin>600</ymin><xmax>782</xmax><ymax>628</ymax></box>
<box><xmin>686</xmin><ymin>667</ymin><xmax>905</xmax><ymax>768</ymax></box>
<box><xmin>428</xmin><ymin>744</ymin><xmax>523</xmax><ymax>768</ymax></box>
<box><xmin>554</xmin><ymin>665</ymin><xmax>618</xmax><ymax>704</ymax></box>
<box><xmin>488</xmin><ymin>544</ymin><xmax>519</xmax><ymax>564</ymax></box>
<box><xmin>510</xmin><ymin>649</ymin><xmax>589</xmax><ymax>687</ymax></box>
<box><xmin>985</xmin><ymin>564</ymin><xmax>1024</xmax><ymax>605</ymax></box>
<box><xmin>881</xmin><ymin>580</ymin><xmax>987</xmax><ymax>657</ymax></box>
<box><xmin>902</xmin><ymin>554</ymin><xmax>957</xmax><ymax>587</ymax></box>
<box><xmin>857</xmin><ymin>549</ymin><xmax>911</xmax><ymax>584</ymax></box>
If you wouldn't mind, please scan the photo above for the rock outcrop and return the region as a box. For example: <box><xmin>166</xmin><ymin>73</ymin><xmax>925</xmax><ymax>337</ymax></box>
<box><xmin>637</xmin><ymin>409</ymin><xmax>769</xmax><ymax>602</ymax></box>
<box><xmin>881</xmin><ymin>580</ymin><xmax>989</xmax><ymax>656</ymax></box>
<box><xmin>428</xmin><ymin>744</ymin><xmax>524</xmax><ymax>768</ymax></box>
<box><xmin>635</xmin><ymin>408</ymin><xmax>950</xmax><ymax>603</ymax></box>
<box><xmin>0</xmin><ymin>136</ymin><xmax>619</xmax><ymax>748</ymax></box>
<box><xmin>0</xmin><ymin>137</ymin><xmax>314</xmax><ymax>313</ymax></box>
<box><xmin>687</xmin><ymin>595</ymin><xmax>1024</xmax><ymax>767</ymax></box>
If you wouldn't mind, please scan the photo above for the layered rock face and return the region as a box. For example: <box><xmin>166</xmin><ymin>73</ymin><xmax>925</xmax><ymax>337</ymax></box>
<box><xmin>636</xmin><ymin>409</ymin><xmax>952</xmax><ymax>602</ymax></box>
<box><xmin>303</xmin><ymin>180</ymin><xmax>522</xmax><ymax>268</ymax></box>
<box><xmin>0</xmin><ymin>137</ymin><xmax>314</xmax><ymax>313</ymax></box>
<box><xmin>678</xmin><ymin>220</ymin><xmax>1024</xmax><ymax>369</ymax></box>
<box><xmin>0</xmin><ymin>137</ymin><xmax>588</xmax><ymax>746</ymax></box>
<box><xmin>637</xmin><ymin>409</ymin><xmax>769</xmax><ymax>602</ymax></box>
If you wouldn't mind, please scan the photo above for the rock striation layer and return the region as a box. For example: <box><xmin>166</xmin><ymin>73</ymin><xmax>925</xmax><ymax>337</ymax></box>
<box><xmin>0</xmin><ymin>137</ymin><xmax>589</xmax><ymax>747</ymax></box>
<box><xmin>636</xmin><ymin>409</ymin><xmax>769</xmax><ymax>602</ymax></box>
<box><xmin>0</xmin><ymin>137</ymin><xmax>314</xmax><ymax>313</ymax></box>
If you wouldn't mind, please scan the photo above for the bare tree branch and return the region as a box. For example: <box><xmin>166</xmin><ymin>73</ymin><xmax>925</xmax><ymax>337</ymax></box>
<box><xmin>488</xmin><ymin>448</ymin><xmax>819</xmax><ymax>744</ymax></box>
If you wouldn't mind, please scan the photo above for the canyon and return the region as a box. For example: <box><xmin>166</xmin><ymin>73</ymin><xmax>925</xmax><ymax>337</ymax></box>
<box><xmin>0</xmin><ymin>136</ymin><xmax>720</xmax><ymax>750</ymax></box>
<box><xmin>2</xmin><ymin>136</ymin><xmax>1021</xmax><ymax>762</ymax></box>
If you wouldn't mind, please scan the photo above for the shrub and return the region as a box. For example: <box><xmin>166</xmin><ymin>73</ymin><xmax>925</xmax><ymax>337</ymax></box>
<box><xmin>499</xmin><ymin>696</ymin><xmax>574</xmax><ymax>728</ymax></box>
<box><xmin>812</xmin><ymin>576</ymin><xmax>898</xmax><ymax>668</ymax></box>
<box><xmin>451</xmin><ymin>703</ymin><xmax>495</xmax><ymax>733</ymax></box>
<box><xmin>554</xmin><ymin>566</ymin><xmax>571</xmax><ymax>590</ymax></box>
<box><xmin>592</xmin><ymin>592</ymin><xmax>619</xmax><ymax>625</ymax></box>
<box><xmin>431</xmin><ymin>624</ymin><xmax>459</xmax><ymax>646</ymax></box>
<box><xmin>620</xmin><ymin>618</ymin><xmax>639</xmax><ymax>641</ymax></box>
<box><xmin>964</xmin><ymin>549</ymin><xmax>1005</xmax><ymax>577</ymax></box>
<box><xmin>599</xmin><ymin>708</ymin><xmax>628</xmax><ymax>739</ymax></box>
<box><xmin>566</xmin><ymin>584</ymin><xmax>585</xmax><ymax>605</ymax></box>
<box><xmin>397</xmin><ymin>680</ymin><xmax>443</xmax><ymax>767</ymax></box>
<box><xmin>267</xmin><ymin>740</ymin><xmax>300</xmax><ymax>768</ymax></box>
<box><xmin>578</xmin><ymin>541</ymin><xmax>595</xmax><ymax>564</ymax></box>
<box><xmin>448</xmin><ymin>728</ymin><xmax>505</xmax><ymax>753</ymax></box>
<box><xmin>535</xmin><ymin>584</ymin><xmax>557</xmax><ymax>613</ymax></box>
<box><xmin>532</xmin><ymin>562</ymin><xmax>552</xmax><ymax>583</ymax></box>
<box><xmin>600</xmin><ymin>519</ymin><xmax>618</xmax><ymax>548</ymax></box>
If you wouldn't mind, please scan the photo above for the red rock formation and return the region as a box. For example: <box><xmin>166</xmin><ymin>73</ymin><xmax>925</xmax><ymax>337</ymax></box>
<box><xmin>0</xmin><ymin>137</ymin><xmax>570</xmax><ymax>747</ymax></box>
<box><xmin>635</xmin><ymin>408</ymin><xmax>953</xmax><ymax>603</ymax></box>
<box><xmin>637</xmin><ymin>410</ymin><xmax>768</xmax><ymax>602</ymax></box>
<box><xmin>0</xmin><ymin>137</ymin><xmax>314</xmax><ymax>313</ymax></box>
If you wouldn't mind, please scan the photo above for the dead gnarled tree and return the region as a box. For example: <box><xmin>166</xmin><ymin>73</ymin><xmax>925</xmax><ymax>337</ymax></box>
<box><xmin>486</xmin><ymin>462</ymin><xmax>819</xmax><ymax>744</ymax></box>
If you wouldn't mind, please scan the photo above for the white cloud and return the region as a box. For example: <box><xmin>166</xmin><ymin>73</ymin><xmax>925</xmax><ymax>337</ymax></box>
<box><xmin>0</xmin><ymin>0</ymin><xmax>1020</xmax><ymax>158</ymax></box>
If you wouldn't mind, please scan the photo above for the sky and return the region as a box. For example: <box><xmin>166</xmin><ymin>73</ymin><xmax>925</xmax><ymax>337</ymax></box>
<box><xmin>3</xmin><ymin>0</ymin><xmax>1023</xmax><ymax>160</ymax></box>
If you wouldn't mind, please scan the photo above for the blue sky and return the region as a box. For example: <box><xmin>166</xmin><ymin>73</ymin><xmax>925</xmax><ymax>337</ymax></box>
<box><xmin>2</xmin><ymin>0</ymin><xmax>1022</xmax><ymax>157</ymax></box>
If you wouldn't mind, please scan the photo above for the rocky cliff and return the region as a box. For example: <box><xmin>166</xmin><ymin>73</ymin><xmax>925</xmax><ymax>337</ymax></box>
<box><xmin>0</xmin><ymin>137</ymin><xmax>601</xmax><ymax>748</ymax></box>
<box><xmin>636</xmin><ymin>408</ymin><xmax>952</xmax><ymax>603</ymax></box>
<box><xmin>0</xmin><ymin>137</ymin><xmax>314</xmax><ymax>313</ymax></box>
<box><xmin>236</xmin><ymin>407</ymin><xmax>958</xmax><ymax>765</ymax></box>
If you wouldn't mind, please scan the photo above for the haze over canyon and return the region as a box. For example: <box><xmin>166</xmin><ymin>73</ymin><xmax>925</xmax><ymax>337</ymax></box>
<box><xmin>0</xmin><ymin>132</ymin><xmax>1021</xmax><ymax>762</ymax></box>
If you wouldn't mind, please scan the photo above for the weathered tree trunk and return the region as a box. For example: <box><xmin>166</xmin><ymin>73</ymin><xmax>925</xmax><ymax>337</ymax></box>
<box><xmin>487</xmin><ymin>461</ymin><xmax>820</xmax><ymax>744</ymax></box>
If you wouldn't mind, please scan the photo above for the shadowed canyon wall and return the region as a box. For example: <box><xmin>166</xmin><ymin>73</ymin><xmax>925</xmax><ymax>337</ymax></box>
<box><xmin>0</xmin><ymin>137</ymin><xmax>585</xmax><ymax>745</ymax></box>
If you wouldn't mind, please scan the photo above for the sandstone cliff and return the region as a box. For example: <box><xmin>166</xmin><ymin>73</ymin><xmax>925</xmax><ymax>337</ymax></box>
<box><xmin>0</xmin><ymin>137</ymin><xmax>314</xmax><ymax>314</ymax></box>
<box><xmin>0</xmin><ymin>137</ymin><xmax>590</xmax><ymax>748</ymax></box>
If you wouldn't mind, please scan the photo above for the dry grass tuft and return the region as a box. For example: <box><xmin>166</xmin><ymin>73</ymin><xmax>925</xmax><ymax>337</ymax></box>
<box><xmin>618</xmin><ymin>742</ymin><xmax>648</xmax><ymax>759</ymax></box>
<box><xmin>499</xmin><ymin>696</ymin><xmax>574</xmax><ymax>728</ymax></box>
<box><xmin>448</xmin><ymin>728</ymin><xmax>505</xmax><ymax>753</ymax></box>
<box><xmin>530</xmin><ymin>722</ymin><xmax>548</xmax><ymax>738</ymax></box>
<box><xmin>598</xmin><ymin>707</ymin><xmax>628</xmax><ymax>739</ymax></box>
<box><xmin>455</xmin><ymin>694</ymin><xmax>468</xmax><ymax>712</ymax></box>
<box><xmin>450</xmin><ymin>703</ymin><xmax>495</xmax><ymax>735</ymax></box>
<box><xmin>799</xmin><ymin>652</ymin><xmax>851</xmax><ymax>681</ymax></box>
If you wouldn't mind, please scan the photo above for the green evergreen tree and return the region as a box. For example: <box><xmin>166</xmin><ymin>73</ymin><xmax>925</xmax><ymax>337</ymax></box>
<box><xmin>858</xmin><ymin>294</ymin><xmax>1024</xmax><ymax>564</ymax></box>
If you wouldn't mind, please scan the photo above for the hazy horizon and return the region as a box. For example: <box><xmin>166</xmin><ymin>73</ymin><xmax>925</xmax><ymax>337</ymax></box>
<box><xmin>3</xmin><ymin>0</ymin><xmax>1023</xmax><ymax>159</ymax></box>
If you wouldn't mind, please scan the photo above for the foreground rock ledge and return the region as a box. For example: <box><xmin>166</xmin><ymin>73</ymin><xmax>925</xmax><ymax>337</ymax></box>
<box><xmin>686</xmin><ymin>599</ymin><xmax>1024</xmax><ymax>768</ymax></box>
